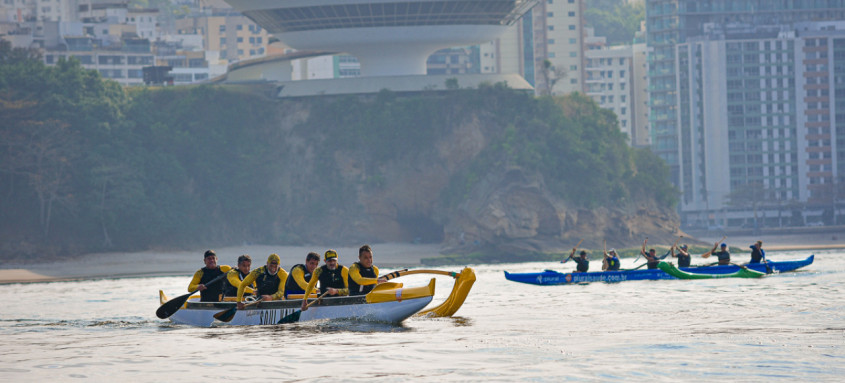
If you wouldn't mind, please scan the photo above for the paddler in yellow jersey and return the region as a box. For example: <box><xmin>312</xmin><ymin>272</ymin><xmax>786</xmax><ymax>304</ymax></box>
<box><xmin>188</xmin><ymin>250</ymin><xmax>232</xmax><ymax>302</ymax></box>
<box><xmin>300</xmin><ymin>249</ymin><xmax>349</xmax><ymax>311</ymax></box>
<box><xmin>284</xmin><ymin>252</ymin><xmax>321</xmax><ymax>298</ymax></box>
<box><xmin>223</xmin><ymin>254</ymin><xmax>255</xmax><ymax>299</ymax></box>
<box><xmin>236</xmin><ymin>253</ymin><xmax>288</xmax><ymax>309</ymax></box>
<box><xmin>348</xmin><ymin>244</ymin><xmax>387</xmax><ymax>296</ymax></box>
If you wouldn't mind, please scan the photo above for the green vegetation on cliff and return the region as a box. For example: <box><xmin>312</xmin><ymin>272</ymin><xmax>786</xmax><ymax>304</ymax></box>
<box><xmin>0</xmin><ymin>42</ymin><xmax>676</xmax><ymax>260</ymax></box>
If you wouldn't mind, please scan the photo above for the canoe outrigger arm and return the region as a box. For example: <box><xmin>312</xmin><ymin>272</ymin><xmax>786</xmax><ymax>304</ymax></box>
<box><xmin>382</xmin><ymin>267</ymin><xmax>476</xmax><ymax>318</ymax></box>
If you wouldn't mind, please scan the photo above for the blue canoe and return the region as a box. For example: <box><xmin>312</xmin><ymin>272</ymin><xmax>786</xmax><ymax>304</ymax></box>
<box><xmin>503</xmin><ymin>255</ymin><xmax>814</xmax><ymax>285</ymax></box>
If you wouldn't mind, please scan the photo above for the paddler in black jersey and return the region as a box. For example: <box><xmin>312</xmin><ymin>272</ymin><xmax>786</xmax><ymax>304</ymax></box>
<box><xmin>223</xmin><ymin>254</ymin><xmax>255</xmax><ymax>299</ymax></box>
<box><xmin>300</xmin><ymin>249</ymin><xmax>349</xmax><ymax>311</ymax></box>
<box><xmin>348</xmin><ymin>244</ymin><xmax>387</xmax><ymax>296</ymax></box>
<box><xmin>188</xmin><ymin>250</ymin><xmax>232</xmax><ymax>302</ymax></box>
<box><xmin>236</xmin><ymin>253</ymin><xmax>288</xmax><ymax>309</ymax></box>
<box><xmin>670</xmin><ymin>244</ymin><xmax>692</xmax><ymax>267</ymax></box>
<box><xmin>284</xmin><ymin>252</ymin><xmax>320</xmax><ymax>298</ymax></box>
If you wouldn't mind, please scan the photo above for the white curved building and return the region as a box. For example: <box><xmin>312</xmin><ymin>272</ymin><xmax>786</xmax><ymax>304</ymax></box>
<box><xmin>225</xmin><ymin>0</ymin><xmax>538</xmax><ymax>76</ymax></box>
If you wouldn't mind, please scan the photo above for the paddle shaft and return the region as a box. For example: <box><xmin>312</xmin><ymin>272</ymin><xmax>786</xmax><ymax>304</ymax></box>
<box><xmin>156</xmin><ymin>272</ymin><xmax>228</xmax><ymax>319</ymax></box>
<box><xmin>277</xmin><ymin>291</ymin><xmax>331</xmax><ymax>324</ymax></box>
<box><xmin>563</xmin><ymin>239</ymin><xmax>584</xmax><ymax>264</ymax></box>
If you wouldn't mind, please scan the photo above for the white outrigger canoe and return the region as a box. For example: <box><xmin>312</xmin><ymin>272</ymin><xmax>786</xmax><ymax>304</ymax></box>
<box><xmin>158</xmin><ymin>267</ymin><xmax>476</xmax><ymax>327</ymax></box>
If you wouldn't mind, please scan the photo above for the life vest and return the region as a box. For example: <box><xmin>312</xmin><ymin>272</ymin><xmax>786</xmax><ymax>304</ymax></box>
<box><xmin>715</xmin><ymin>250</ymin><xmax>731</xmax><ymax>265</ymax></box>
<box><xmin>255</xmin><ymin>266</ymin><xmax>282</xmax><ymax>297</ymax></box>
<box><xmin>284</xmin><ymin>264</ymin><xmax>313</xmax><ymax>296</ymax></box>
<box><xmin>606</xmin><ymin>256</ymin><xmax>621</xmax><ymax>271</ymax></box>
<box><xmin>677</xmin><ymin>253</ymin><xmax>691</xmax><ymax>268</ymax></box>
<box><xmin>348</xmin><ymin>262</ymin><xmax>377</xmax><ymax>296</ymax></box>
<box><xmin>574</xmin><ymin>257</ymin><xmax>589</xmax><ymax>273</ymax></box>
<box><xmin>199</xmin><ymin>267</ymin><xmax>225</xmax><ymax>302</ymax></box>
<box><xmin>223</xmin><ymin>269</ymin><xmax>250</xmax><ymax>297</ymax></box>
<box><xmin>749</xmin><ymin>247</ymin><xmax>764</xmax><ymax>263</ymax></box>
<box><xmin>317</xmin><ymin>264</ymin><xmax>346</xmax><ymax>292</ymax></box>
<box><xmin>647</xmin><ymin>259</ymin><xmax>660</xmax><ymax>269</ymax></box>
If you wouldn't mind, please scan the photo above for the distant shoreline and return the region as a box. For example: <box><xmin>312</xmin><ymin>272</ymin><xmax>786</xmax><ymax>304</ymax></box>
<box><xmin>2</xmin><ymin>233</ymin><xmax>842</xmax><ymax>284</ymax></box>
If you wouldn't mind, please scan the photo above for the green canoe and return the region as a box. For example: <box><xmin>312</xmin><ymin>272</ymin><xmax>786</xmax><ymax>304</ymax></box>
<box><xmin>657</xmin><ymin>261</ymin><xmax>766</xmax><ymax>279</ymax></box>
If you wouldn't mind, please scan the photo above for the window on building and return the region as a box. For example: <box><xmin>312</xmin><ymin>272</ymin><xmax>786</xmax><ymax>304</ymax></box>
<box><xmin>237</xmin><ymin>24</ymin><xmax>243</xmax><ymax>30</ymax></box>
<box><xmin>548</xmin><ymin>26</ymin><xmax>554</xmax><ymax>31</ymax></box>
<box><xmin>548</xmin><ymin>39</ymin><xmax>555</xmax><ymax>44</ymax></box>
<box><xmin>570</xmin><ymin>38</ymin><xmax>576</xmax><ymax>44</ymax></box>
<box><xmin>568</xmin><ymin>11</ymin><xmax>575</xmax><ymax>17</ymax></box>
<box><xmin>569</xmin><ymin>25</ymin><xmax>576</xmax><ymax>30</ymax></box>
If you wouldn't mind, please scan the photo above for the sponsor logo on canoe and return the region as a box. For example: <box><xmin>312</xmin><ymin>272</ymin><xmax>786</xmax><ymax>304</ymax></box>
<box><xmin>565</xmin><ymin>274</ymin><xmax>572</xmax><ymax>283</ymax></box>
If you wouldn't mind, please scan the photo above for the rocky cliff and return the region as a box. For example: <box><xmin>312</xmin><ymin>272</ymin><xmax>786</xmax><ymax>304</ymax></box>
<box><xmin>275</xmin><ymin>89</ymin><xmax>684</xmax><ymax>256</ymax></box>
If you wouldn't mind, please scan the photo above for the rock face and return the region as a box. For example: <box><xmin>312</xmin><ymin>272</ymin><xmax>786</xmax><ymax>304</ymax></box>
<box><xmin>437</xmin><ymin>167</ymin><xmax>684</xmax><ymax>255</ymax></box>
<box><xmin>276</xmin><ymin>95</ymin><xmax>682</xmax><ymax>255</ymax></box>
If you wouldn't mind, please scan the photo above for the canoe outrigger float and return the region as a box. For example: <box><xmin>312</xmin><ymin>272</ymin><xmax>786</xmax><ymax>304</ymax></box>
<box><xmin>657</xmin><ymin>261</ymin><xmax>765</xmax><ymax>279</ymax></box>
<box><xmin>503</xmin><ymin>255</ymin><xmax>813</xmax><ymax>285</ymax></box>
<box><xmin>158</xmin><ymin>267</ymin><xmax>476</xmax><ymax>327</ymax></box>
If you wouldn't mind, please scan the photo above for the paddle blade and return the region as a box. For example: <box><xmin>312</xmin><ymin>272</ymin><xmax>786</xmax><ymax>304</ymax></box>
<box><xmin>156</xmin><ymin>293</ymin><xmax>192</xmax><ymax>319</ymax></box>
<box><xmin>277</xmin><ymin>309</ymin><xmax>302</xmax><ymax>324</ymax></box>
<box><xmin>213</xmin><ymin>306</ymin><xmax>238</xmax><ymax>323</ymax></box>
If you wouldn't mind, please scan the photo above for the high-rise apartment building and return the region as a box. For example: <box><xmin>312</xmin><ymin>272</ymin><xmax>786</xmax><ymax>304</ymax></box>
<box><xmin>585</xmin><ymin>45</ymin><xmax>636</xmax><ymax>141</ymax></box>
<box><xmin>529</xmin><ymin>0</ymin><xmax>585</xmax><ymax>95</ymax></box>
<box><xmin>675</xmin><ymin>21</ymin><xmax>845</xmax><ymax>227</ymax></box>
<box><xmin>646</xmin><ymin>0</ymin><xmax>845</xmax><ymax>226</ymax></box>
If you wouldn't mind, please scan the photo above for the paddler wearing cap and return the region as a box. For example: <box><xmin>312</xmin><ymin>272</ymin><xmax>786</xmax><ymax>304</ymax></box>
<box><xmin>703</xmin><ymin>241</ymin><xmax>731</xmax><ymax>265</ymax></box>
<box><xmin>236</xmin><ymin>253</ymin><xmax>288</xmax><ymax>309</ymax></box>
<box><xmin>749</xmin><ymin>240</ymin><xmax>765</xmax><ymax>264</ymax></box>
<box><xmin>188</xmin><ymin>250</ymin><xmax>233</xmax><ymax>302</ymax></box>
<box><xmin>300</xmin><ymin>249</ymin><xmax>349</xmax><ymax>311</ymax></box>
<box><xmin>602</xmin><ymin>248</ymin><xmax>621</xmax><ymax>271</ymax></box>
<box><xmin>284</xmin><ymin>252</ymin><xmax>321</xmax><ymax>298</ymax></box>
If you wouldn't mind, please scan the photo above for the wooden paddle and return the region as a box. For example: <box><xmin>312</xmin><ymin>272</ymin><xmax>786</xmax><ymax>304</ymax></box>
<box><xmin>634</xmin><ymin>237</ymin><xmax>647</xmax><ymax>263</ymax></box>
<box><xmin>277</xmin><ymin>291</ymin><xmax>331</xmax><ymax>324</ymax></box>
<box><xmin>660</xmin><ymin>236</ymin><xmax>683</xmax><ymax>260</ymax></box>
<box><xmin>156</xmin><ymin>272</ymin><xmax>229</xmax><ymax>319</ymax></box>
<box><xmin>561</xmin><ymin>239</ymin><xmax>584</xmax><ymax>264</ymax></box>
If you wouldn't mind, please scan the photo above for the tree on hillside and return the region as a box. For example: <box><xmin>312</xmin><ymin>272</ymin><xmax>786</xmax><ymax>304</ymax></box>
<box><xmin>585</xmin><ymin>0</ymin><xmax>645</xmax><ymax>45</ymax></box>
<box><xmin>540</xmin><ymin>59</ymin><xmax>568</xmax><ymax>96</ymax></box>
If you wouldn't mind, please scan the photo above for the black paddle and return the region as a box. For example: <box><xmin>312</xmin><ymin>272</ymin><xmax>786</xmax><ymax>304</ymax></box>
<box><xmin>277</xmin><ymin>291</ymin><xmax>330</xmax><ymax>324</ymax></box>
<box><xmin>156</xmin><ymin>272</ymin><xmax>229</xmax><ymax>319</ymax></box>
<box><xmin>761</xmin><ymin>255</ymin><xmax>773</xmax><ymax>274</ymax></box>
<box><xmin>213</xmin><ymin>295</ymin><xmax>263</xmax><ymax>323</ymax></box>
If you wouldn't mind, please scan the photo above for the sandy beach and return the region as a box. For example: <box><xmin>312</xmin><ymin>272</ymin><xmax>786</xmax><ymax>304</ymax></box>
<box><xmin>0</xmin><ymin>243</ymin><xmax>440</xmax><ymax>284</ymax></box>
<box><xmin>1</xmin><ymin>232</ymin><xmax>842</xmax><ymax>284</ymax></box>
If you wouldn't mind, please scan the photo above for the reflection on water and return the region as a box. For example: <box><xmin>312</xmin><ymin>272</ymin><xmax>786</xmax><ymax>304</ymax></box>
<box><xmin>0</xmin><ymin>250</ymin><xmax>844</xmax><ymax>381</ymax></box>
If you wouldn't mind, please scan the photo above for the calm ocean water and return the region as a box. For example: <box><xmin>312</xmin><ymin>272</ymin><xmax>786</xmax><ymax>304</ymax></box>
<box><xmin>1</xmin><ymin>249</ymin><xmax>843</xmax><ymax>381</ymax></box>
